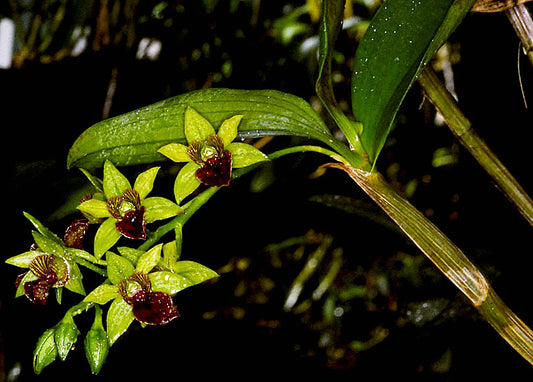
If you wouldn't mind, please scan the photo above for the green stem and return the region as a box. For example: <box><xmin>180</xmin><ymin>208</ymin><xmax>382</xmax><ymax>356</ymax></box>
<box><xmin>332</xmin><ymin>163</ymin><xmax>533</xmax><ymax>365</ymax></box>
<box><xmin>418</xmin><ymin>67</ymin><xmax>533</xmax><ymax>227</ymax></box>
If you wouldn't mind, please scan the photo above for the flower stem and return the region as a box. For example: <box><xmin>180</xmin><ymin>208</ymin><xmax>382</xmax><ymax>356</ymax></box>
<box><xmin>506</xmin><ymin>3</ymin><xmax>533</xmax><ymax>67</ymax></box>
<box><xmin>418</xmin><ymin>67</ymin><xmax>533</xmax><ymax>227</ymax></box>
<box><xmin>331</xmin><ymin>163</ymin><xmax>533</xmax><ymax>365</ymax></box>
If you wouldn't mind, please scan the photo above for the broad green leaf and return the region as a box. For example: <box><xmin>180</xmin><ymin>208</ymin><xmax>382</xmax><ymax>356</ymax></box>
<box><xmin>218</xmin><ymin>114</ymin><xmax>242</xmax><ymax>147</ymax></box>
<box><xmin>352</xmin><ymin>0</ymin><xmax>477</xmax><ymax>165</ymax></box>
<box><xmin>133</xmin><ymin>166</ymin><xmax>160</xmax><ymax>199</ymax></box>
<box><xmin>106</xmin><ymin>297</ymin><xmax>134</xmax><ymax>345</ymax></box>
<box><xmin>84</xmin><ymin>284</ymin><xmax>119</xmax><ymax>305</ymax></box>
<box><xmin>33</xmin><ymin>328</ymin><xmax>58</xmax><ymax>374</ymax></box>
<box><xmin>142</xmin><ymin>196</ymin><xmax>184</xmax><ymax>223</ymax></box>
<box><xmin>226</xmin><ymin>142</ymin><xmax>269</xmax><ymax>168</ymax></box>
<box><xmin>67</xmin><ymin>89</ymin><xmax>333</xmax><ymax>170</ymax></box>
<box><xmin>135</xmin><ymin>244</ymin><xmax>162</xmax><ymax>274</ymax></box>
<box><xmin>94</xmin><ymin>218</ymin><xmax>121</xmax><ymax>259</ymax></box>
<box><xmin>174</xmin><ymin>162</ymin><xmax>201</xmax><ymax>205</ymax></box>
<box><xmin>106</xmin><ymin>252</ymin><xmax>135</xmax><ymax>285</ymax></box>
<box><xmin>103</xmin><ymin>160</ymin><xmax>131</xmax><ymax>198</ymax></box>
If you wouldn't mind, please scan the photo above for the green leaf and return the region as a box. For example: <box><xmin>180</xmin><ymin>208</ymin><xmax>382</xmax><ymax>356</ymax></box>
<box><xmin>351</xmin><ymin>0</ymin><xmax>477</xmax><ymax>165</ymax></box>
<box><xmin>84</xmin><ymin>284</ymin><xmax>119</xmax><ymax>305</ymax></box>
<box><xmin>94</xmin><ymin>218</ymin><xmax>122</xmax><ymax>259</ymax></box>
<box><xmin>174</xmin><ymin>162</ymin><xmax>201</xmax><ymax>205</ymax></box>
<box><xmin>316</xmin><ymin>0</ymin><xmax>363</xmax><ymax>154</ymax></box>
<box><xmin>227</xmin><ymin>142</ymin><xmax>269</xmax><ymax>168</ymax></box>
<box><xmin>106</xmin><ymin>297</ymin><xmax>134</xmax><ymax>345</ymax></box>
<box><xmin>33</xmin><ymin>328</ymin><xmax>58</xmax><ymax>374</ymax></box>
<box><xmin>106</xmin><ymin>252</ymin><xmax>135</xmax><ymax>285</ymax></box>
<box><xmin>133</xmin><ymin>166</ymin><xmax>160</xmax><ymax>199</ymax></box>
<box><xmin>103</xmin><ymin>160</ymin><xmax>131</xmax><ymax>198</ymax></box>
<box><xmin>80</xmin><ymin>168</ymin><xmax>104</xmax><ymax>193</ymax></box>
<box><xmin>135</xmin><ymin>244</ymin><xmax>162</xmax><ymax>275</ymax></box>
<box><xmin>23</xmin><ymin>212</ymin><xmax>63</xmax><ymax>244</ymax></box>
<box><xmin>67</xmin><ymin>89</ymin><xmax>333</xmax><ymax>170</ymax></box>
<box><xmin>143</xmin><ymin>197</ymin><xmax>184</xmax><ymax>223</ymax></box>
<box><xmin>217</xmin><ymin>114</ymin><xmax>242</xmax><ymax>147</ymax></box>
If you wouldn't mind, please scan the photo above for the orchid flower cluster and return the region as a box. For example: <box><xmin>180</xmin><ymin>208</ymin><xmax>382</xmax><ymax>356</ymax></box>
<box><xmin>5</xmin><ymin>108</ymin><xmax>269</xmax><ymax>374</ymax></box>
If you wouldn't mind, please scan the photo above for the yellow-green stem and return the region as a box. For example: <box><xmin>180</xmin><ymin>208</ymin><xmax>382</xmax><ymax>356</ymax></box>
<box><xmin>333</xmin><ymin>164</ymin><xmax>533</xmax><ymax>365</ymax></box>
<box><xmin>418</xmin><ymin>67</ymin><xmax>533</xmax><ymax>227</ymax></box>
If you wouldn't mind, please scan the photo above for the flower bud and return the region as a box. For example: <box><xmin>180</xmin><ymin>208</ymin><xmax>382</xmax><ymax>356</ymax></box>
<box><xmin>54</xmin><ymin>315</ymin><xmax>79</xmax><ymax>361</ymax></box>
<box><xmin>84</xmin><ymin>306</ymin><xmax>109</xmax><ymax>375</ymax></box>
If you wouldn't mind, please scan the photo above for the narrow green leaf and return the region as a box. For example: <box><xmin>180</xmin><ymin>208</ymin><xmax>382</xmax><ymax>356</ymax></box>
<box><xmin>351</xmin><ymin>0</ymin><xmax>477</xmax><ymax>165</ymax></box>
<box><xmin>67</xmin><ymin>89</ymin><xmax>333</xmax><ymax>170</ymax></box>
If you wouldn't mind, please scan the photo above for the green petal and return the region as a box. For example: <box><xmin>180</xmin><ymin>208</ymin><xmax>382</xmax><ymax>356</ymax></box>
<box><xmin>103</xmin><ymin>160</ymin><xmax>131</xmax><ymax>198</ymax></box>
<box><xmin>217</xmin><ymin>115</ymin><xmax>243</xmax><ymax>147</ymax></box>
<box><xmin>161</xmin><ymin>240</ymin><xmax>180</xmax><ymax>270</ymax></box>
<box><xmin>226</xmin><ymin>142</ymin><xmax>269</xmax><ymax>168</ymax></box>
<box><xmin>80</xmin><ymin>168</ymin><xmax>104</xmax><ymax>193</ymax></box>
<box><xmin>65</xmin><ymin>261</ymin><xmax>86</xmax><ymax>295</ymax></box>
<box><xmin>23</xmin><ymin>212</ymin><xmax>63</xmax><ymax>244</ymax></box>
<box><xmin>142</xmin><ymin>196</ymin><xmax>184</xmax><ymax>223</ymax></box>
<box><xmin>158</xmin><ymin>143</ymin><xmax>191</xmax><ymax>163</ymax></box>
<box><xmin>135</xmin><ymin>244</ymin><xmax>163</xmax><ymax>275</ymax></box>
<box><xmin>117</xmin><ymin>247</ymin><xmax>144</xmax><ymax>266</ymax></box>
<box><xmin>16</xmin><ymin>271</ymin><xmax>38</xmax><ymax>297</ymax></box>
<box><xmin>174</xmin><ymin>162</ymin><xmax>201</xmax><ymax>205</ymax></box>
<box><xmin>32</xmin><ymin>231</ymin><xmax>65</xmax><ymax>257</ymax></box>
<box><xmin>84</xmin><ymin>284</ymin><xmax>119</xmax><ymax>305</ymax></box>
<box><xmin>106</xmin><ymin>297</ymin><xmax>134</xmax><ymax>345</ymax></box>
<box><xmin>134</xmin><ymin>166</ymin><xmax>160</xmax><ymax>200</ymax></box>
<box><xmin>106</xmin><ymin>252</ymin><xmax>135</xmax><ymax>285</ymax></box>
<box><xmin>174</xmin><ymin>260</ymin><xmax>219</xmax><ymax>284</ymax></box>
<box><xmin>94</xmin><ymin>218</ymin><xmax>121</xmax><ymax>259</ymax></box>
<box><xmin>149</xmin><ymin>271</ymin><xmax>192</xmax><ymax>295</ymax></box>
<box><xmin>77</xmin><ymin>199</ymin><xmax>111</xmax><ymax>219</ymax></box>
<box><xmin>184</xmin><ymin>107</ymin><xmax>216</xmax><ymax>143</ymax></box>
<box><xmin>5</xmin><ymin>250</ymin><xmax>43</xmax><ymax>268</ymax></box>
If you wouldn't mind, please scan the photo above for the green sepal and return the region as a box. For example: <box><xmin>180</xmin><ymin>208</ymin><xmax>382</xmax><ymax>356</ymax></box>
<box><xmin>15</xmin><ymin>271</ymin><xmax>38</xmax><ymax>298</ymax></box>
<box><xmin>5</xmin><ymin>250</ymin><xmax>43</xmax><ymax>268</ymax></box>
<box><xmin>64</xmin><ymin>261</ymin><xmax>86</xmax><ymax>296</ymax></box>
<box><xmin>184</xmin><ymin>106</ymin><xmax>216</xmax><ymax>143</ymax></box>
<box><xmin>117</xmin><ymin>246</ymin><xmax>145</xmax><ymax>266</ymax></box>
<box><xmin>143</xmin><ymin>196</ymin><xmax>184</xmax><ymax>223</ymax></box>
<box><xmin>226</xmin><ymin>142</ymin><xmax>269</xmax><ymax>168</ymax></box>
<box><xmin>80</xmin><ymin>168</ymin><xmax>104</xmax><ymax>193</ymax></box>
<box><xmin>135</xmin><ymin>244</ymin><xmax>163</xmax><ymax>275</ymax></box>
<box><xmin>32</xmin><ymin>231</ymin><xmax>64</xmax><ymax>258</ymax></box>
<box><xmin>103</xmin><ymin>160</ymin><xmax>131</xmax><ymax>198</ymax></box>
<box><xmin>54</xmin><ymin>314</ymin><xmax>80</xmax><ymax>361</ymax></box>
<box><xmin>149</xmin><ymin>271</ymin><xmax>193</xmax><ymax>295</ymax></box>
<box><xmin>161</xmin><ymin>240</ymin><xmax>180</xmax><ymax>270</ymax></box>
<box><xmin>33</xmin><ymin>328</ymin><xmax>58</xmax><ymax>374</ymax></box>
<box><xmin>173</xmin><ymin>260</ymin><xmax>219</xmax><ymax>284</ymax></box>
<box><xmin>217</xmin><ymin>114</ymin><xmax>242</xmax><ymax>147</ymax></box>
<box><xmin>106</xmin><ymin>252</ymin><xmax>135</xmax><ymax>285</ymax></box>
<box><xmin>84</xmin><ymin>284</ymin><xmax>119</xmax><ymax>305</ymax></box>
<box><xmin>158</xmin><ymin>143</ymin><xmax>190</xmax><ymax>163</ymax></box>
<box><xmin>134</xmin><ymin>166</ymin><xmax>160</xmax><ymax>199</ymax></box>
<box><xmin>106</xmin><ymin>297</ymin><xmax>134</xmax><ymax>346</ymax></box>
<box><xmin>174</xmin><ymin>162</ymin><xmax>201</xmax><ymax>205</ymax></box>
<box><xmin>94</xmin><ymin>218</ymin><xmax>121</xmax><ymax>259</ymax></box>
<box><xmin>23</xmin><ymin>212</ymin><xmax>63</xmax><ymax>244</ymax></box>
<box><xmin>77</xmin><ymin>199</ymin><xmax>111</xmax><ymax>219</ymax></box>
<box><xmin>84</xmin><ymin>306</ymin><xmax>110</xmax><ymax>375</ymax></box>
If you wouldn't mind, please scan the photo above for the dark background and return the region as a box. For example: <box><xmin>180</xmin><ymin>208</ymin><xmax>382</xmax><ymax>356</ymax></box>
<box><xmin>1</xmin><ymin>1</ymin><xmax>533</xmax><ymax>380</ymax></box>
